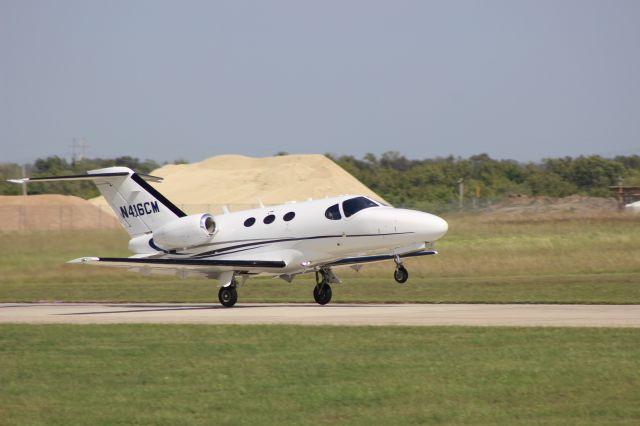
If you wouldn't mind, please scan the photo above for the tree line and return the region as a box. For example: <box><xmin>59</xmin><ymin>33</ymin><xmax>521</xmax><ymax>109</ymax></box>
<box><xmin>1</xmin><ymin>153</ymin><xmax>639</xmax><ymax>211</ymax></box>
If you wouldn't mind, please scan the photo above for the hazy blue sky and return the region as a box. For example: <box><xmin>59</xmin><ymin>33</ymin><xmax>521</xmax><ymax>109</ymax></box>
<box><xmin>1</xmin><ymin>0</ymin><xmax>639</xmax><ymax>164</ymax></box>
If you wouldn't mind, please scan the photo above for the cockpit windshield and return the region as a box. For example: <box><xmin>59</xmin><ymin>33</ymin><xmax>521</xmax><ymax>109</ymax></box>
<box><xmin>342</xmin><ymin>197</ymin><xmax>379</xmax><ymax>218</ymax></box>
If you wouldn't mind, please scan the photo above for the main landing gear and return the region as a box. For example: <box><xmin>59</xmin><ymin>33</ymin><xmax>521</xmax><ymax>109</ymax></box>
<box><xmin>393</xmin><ymin>255</ymin><xmax>409</xmax><ymax>284</ymax></box>
<box><xmin>218</xmin><ymin>281</ymin><xmax>238</xmax><ymax>308</ymax></box>
<box><xmin>313</xmin><ymin>269</ymin><xmax>333</xmax><ymax>305</ymax></box>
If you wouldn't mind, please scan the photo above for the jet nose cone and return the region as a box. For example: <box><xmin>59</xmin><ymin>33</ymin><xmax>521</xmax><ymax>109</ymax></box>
<box><xmin>430</xmin><ymin>215</ymin><xmax>448</xmax><ymax>240</ymax></box>
<box><xmin>420</xmin><ymin>213</ymin><xmax>448</xmax><ymax>241</ymax></box>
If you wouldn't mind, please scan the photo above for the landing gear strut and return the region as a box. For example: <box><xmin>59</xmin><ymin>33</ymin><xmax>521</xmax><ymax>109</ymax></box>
<box><xmin>393</xmin><ymin>255</ymin><xmax>409</xmax><ymax>284</ymax></box>
<box><xmin>218</xmin><ymin>282</ymin><xmax>238</xmax><ymax>307</ymax></box>
<box><xmin>313</xmin><ymin>269</ymin><xmax>332</xmax><ymax>305</ymax></box>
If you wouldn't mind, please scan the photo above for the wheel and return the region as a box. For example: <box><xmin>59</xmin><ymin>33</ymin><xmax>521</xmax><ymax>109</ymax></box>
<box><xmin>394</xmin><ymin>266</ymin><xmax>409</xmax><ymax>284</ymax></box>
<box><xmin>313</xmin><ymin>283</ymin><xmax>332</xmax><ymax>305</ymax></box>
<box><xmin>218</xmin><ymin>286</ymin><xmax>238</xmax><ymax>307</ymax></box>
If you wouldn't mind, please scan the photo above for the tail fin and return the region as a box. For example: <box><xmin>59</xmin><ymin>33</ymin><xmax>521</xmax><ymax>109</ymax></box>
<box><xmin>9</xmin><ymin>167</ymin><xmax>185</xmax><ymax>237</ymax></box>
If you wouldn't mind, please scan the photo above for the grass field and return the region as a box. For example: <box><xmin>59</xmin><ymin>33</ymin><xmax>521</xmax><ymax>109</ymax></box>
<box><xmin>1</xmin><ymin>213</ymin><xmax>639</xmax><ymax>303</ymax></box>
<box><xmin>1</xmin><ymin>324</ymin><xmax>639</xmax><ymax>425</ymax></box>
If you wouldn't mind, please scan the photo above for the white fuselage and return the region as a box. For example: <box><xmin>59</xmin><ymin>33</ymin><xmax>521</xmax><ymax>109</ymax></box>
<box><xmin>156</xmin><ymin>195</ymin><xmax>448</xmax><ymax>275</ymax></box>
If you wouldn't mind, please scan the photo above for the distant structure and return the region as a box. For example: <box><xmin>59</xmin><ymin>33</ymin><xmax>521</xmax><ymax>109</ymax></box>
<box><xmin>609</xmin><ymin>185</ymin><xmax>640</xmax><ymax>209</ymax></box>
<box><xmin>71</xmin><ymin>138</ymin><xmax>89</xmax><ymax>162</ymax></box>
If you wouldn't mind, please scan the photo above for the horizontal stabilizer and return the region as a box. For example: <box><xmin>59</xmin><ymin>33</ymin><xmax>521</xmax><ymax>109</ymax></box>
<box><xmin>8</xmin><ymin>171</ymin><xmax>163</xmax><ymax>184</ymax></box>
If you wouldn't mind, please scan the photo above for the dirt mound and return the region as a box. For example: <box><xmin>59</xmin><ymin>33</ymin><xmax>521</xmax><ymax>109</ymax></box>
<box><xmin>477</xmin><ymin>195</ymin><xmax>623</xmax><ymax>222</ymax></box>
<box><xmin>91</xmin><ymin>154</ymin><xmax>386</xmax><ymax>214</ymax></box>
<box><xmin>0</xmin><ymin>195</ymin><xmax>121</xmax><ymax>231</ymax></box>
<box><xmin>492</xmin><ymin>195</ymin><xmax>617</xmax><ymax>214</ymax></box>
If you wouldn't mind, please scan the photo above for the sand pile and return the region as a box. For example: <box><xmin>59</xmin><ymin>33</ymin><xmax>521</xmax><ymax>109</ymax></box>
<box><xmin>491</xmin><ymin>195</ymin><xmax>618</xmax><ymax>214</ymax></box>
<box><xmin>477</xmin><ymin>195</ymin><xmax>623</xmax><ymax>222</ymax></box>
<box><xmin>0</xmin><ymin>195</ymin><xmax>121</xmax><ymax>231</ymax></box>
<box><xmin>91</xmin><ymin>154</ymin><xmax>386</xmax><ymax>214</ymax></box>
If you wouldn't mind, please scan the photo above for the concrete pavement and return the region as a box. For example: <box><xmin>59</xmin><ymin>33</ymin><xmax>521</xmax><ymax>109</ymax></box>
<box><xmin>2</xmin><ymin>303</ymin><xmax>640</xmax><ymax>327</ymax></box>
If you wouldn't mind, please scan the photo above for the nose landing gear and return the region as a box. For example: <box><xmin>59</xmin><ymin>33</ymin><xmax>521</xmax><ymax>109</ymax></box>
<box><xmin>393</xmin><ymin>255</ymin><xmax>409</xmax><ymax>284</ymax></box>
<box><xmin>393</xmin><ymin>266</ymin><xmax>409</xmax><ymax>283</ymax></box>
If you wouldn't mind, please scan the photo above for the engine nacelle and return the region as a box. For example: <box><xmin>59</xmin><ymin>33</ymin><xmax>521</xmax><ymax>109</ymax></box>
<box><xmin>152</xmin><ymin>213</ymin><xmax>216</xmax><ymax>250</ymax></box>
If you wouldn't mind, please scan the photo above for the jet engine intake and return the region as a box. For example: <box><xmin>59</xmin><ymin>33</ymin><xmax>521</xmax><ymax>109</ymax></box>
<box><xmin>152</xmin><ymin>213</ymin><xmax>216</xmax><ymax>250</ymax></box>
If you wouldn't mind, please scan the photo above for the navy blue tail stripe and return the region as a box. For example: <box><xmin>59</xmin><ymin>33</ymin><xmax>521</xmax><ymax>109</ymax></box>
<box><xmin>131</xmin><ymin>173</ymin><xmax>186</xmax><ymax>218</ymax></box>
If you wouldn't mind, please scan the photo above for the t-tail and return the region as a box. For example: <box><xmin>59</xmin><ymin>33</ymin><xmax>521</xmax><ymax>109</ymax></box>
<box><xmin>9</xmin><ymin>167</ymin><xmax>189</xmax><ymax>237</ymax></box>
<box><xmin>10</xmin><ymin>167</ymin><xmax>218</xmax><ymax>255</ymax></box>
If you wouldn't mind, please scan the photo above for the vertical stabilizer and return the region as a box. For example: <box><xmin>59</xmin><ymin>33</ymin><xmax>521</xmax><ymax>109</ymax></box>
<box><xmin>88</xmin><ymin>167</ymin><xmax>185</xmax><ymax>236</ymax></box>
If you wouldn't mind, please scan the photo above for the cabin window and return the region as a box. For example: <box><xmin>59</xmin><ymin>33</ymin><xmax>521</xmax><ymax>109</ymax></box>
<box><xmin>325</xmin><ymin>204</ymin><xmax>341</xmax><ymax>220</ymax></box>
<box><xmin>263</xmin><ymin>214</ymin><xmax>276</xmax><ymax>224</ymax></box>
<box><xmin>342</xmin><ymin>197</ymin><xmax>379</xmax><ymax>218</ymax></box>
<box><xmin>283</xmin><ymin>211</ymin><xmax>295</xmax><ymax>221</ymax></box>
<box><xmin>244</xmin><ymin>217</ymin><xmax>256</xmax><ymax>227</ymax></box>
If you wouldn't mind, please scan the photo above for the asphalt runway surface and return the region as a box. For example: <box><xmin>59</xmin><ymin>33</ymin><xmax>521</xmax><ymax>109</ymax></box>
<box><xmin>1</xmin><ymin>303</ymin><xmax>640</xmax><ymax>327</ymax></box>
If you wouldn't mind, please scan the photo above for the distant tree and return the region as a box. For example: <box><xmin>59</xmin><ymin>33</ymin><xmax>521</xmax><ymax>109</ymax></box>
<box><xmin>380</xmin><ymin>151</ymin><xmax>411</xmax><ymax>171</ymax></box>
<box><xmin>614</xmin><ymin>155</ymin><xmax>640</xmax><ymax>170</ymax></box>
<box><xmin>526</xmin><ymin>170</ymin><xmax>577</xmax><ymax>197</ymax></box>
<box><xmin>569</xmin><ymin>156</ymin><xmax>623</xmax><ymax>191</ymax></box>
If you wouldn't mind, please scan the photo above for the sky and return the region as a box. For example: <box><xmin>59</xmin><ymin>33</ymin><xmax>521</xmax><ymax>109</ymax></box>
<box><xmin>1</xmin><ymin>0</ymin><xmax>639</xmax><ymax>164</ymax></box>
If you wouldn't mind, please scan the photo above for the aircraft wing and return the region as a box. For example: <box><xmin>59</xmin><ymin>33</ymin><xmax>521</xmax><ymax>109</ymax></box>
<box><xmin>326</xmin><ymin>250</ymin><xmax>437</xmax><ymax>267</ymax></box>
<box><xmin>68</xmin><ymin>256</ymin><xmax>286</xmax><ymax>278</ymax></box>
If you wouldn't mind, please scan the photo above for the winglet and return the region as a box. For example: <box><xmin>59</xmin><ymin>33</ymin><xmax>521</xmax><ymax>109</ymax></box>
<box><xmin>136</xmin><ymin>173</ymin><xmax>163</xmax><ymax>183</ymax></box>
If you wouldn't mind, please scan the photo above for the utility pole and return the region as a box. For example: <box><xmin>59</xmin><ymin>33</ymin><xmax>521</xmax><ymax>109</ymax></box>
<box><xmin>71</xmin><ymin>138</ymin><xmax>90</xmax><ymax>162</ymax></box>
<box><xmin>457</xmin><ymin>178</ymin><xmax>464</xmax><ymax>210</ymax></box>
<box><xmin>617</xmin><ymin>176</ymin><xmax>624</xmax><ymax>210</ymax></box>
<box><xmin>472</xmin><ymin>185</ymin><xmax>480</xmax><ymax>209</ymax></box>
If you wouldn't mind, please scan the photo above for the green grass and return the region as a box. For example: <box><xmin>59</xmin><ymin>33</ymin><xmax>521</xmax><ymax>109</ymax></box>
<box><xmin>1</xmin><ymin>325</ymin><xmax>639</xmax><ymax>425</ymax></box>
<box><xmin>1</xmin><ymin>213</ymin><xmax>640</xmax><ymax>303</ymax></box>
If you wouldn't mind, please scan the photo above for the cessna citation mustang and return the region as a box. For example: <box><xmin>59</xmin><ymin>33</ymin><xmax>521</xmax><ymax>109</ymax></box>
<box><xmin>10</xmin><ymin>167</ymin><xmax>448</xmax><ymax>307</ymax></box>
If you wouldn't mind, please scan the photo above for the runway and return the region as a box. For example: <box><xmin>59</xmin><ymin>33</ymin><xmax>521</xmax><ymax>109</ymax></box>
<box><xmin>1</xmin><ymin>303</ymin><xmax>640</xmax><ymax>327</ymax></box>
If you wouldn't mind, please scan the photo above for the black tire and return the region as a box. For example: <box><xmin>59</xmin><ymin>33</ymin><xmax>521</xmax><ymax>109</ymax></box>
<box><xmin>313</xmin><ymin>283</ymin><xmax>332</xmax><ymax>305</ymax></box>
<box><xmin>218</xmin><ymin>286</ymin><xmax>238</xmax><ymax>307</ymax></box>
<box><xmin>394</xmin><ymin>266</ymin><xmax>409</xmax><ymax>284</ymax></box>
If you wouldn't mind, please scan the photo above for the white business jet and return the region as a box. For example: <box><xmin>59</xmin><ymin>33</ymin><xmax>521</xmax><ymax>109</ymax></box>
<box><xmin>10</xmin><ymin>167</ymin><xmax>448</xmax><ymax>307</ymax></box>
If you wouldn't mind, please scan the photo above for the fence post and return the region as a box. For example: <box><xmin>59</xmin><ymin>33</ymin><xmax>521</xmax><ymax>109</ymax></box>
<box><xmin>458</xmin><ymin>178</ymin><xmax>464</xmax><ymax>210</ymax></box>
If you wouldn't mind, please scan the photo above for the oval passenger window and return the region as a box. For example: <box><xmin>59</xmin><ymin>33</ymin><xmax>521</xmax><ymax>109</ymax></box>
<box><xmin>244</xmin><ymin>217</ymin><xmax>256</xmax><ymax>227</ymax></box>
<box><xmin>324</xmin><ymin>204</ymin><xmax>341</xmax><ymax>220</ymax></box>
<box><xmin>283</xmin><ymin>212</ymin><xmax>295</xmax><ymax>221</ymax></box>
<box><xmin>263</xmin><ymin>214</ymin><xmax>276</xmax><ymax>224</ymax></box>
